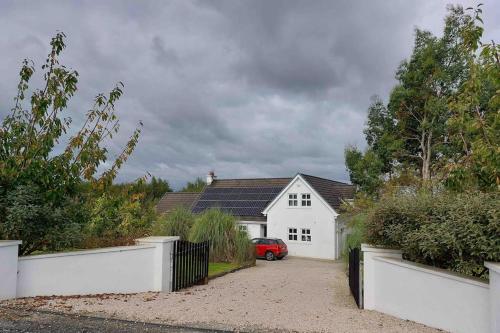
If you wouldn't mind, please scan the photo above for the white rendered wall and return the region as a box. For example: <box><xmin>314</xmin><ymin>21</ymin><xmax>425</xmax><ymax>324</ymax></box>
<box><xmin>363</xmin><ymin>246</ymin><xmax>490</xmax><ymax>333</ymax></box>
<box><xmin>0</xmin><ymin>241</ymin><xmax>21</xmax><ymax>300</ymax></box>
<box><xmin>238</xmin><ymin>222</ymin><xmax>263</xmax><ymax>239</ymax></box>
<box><xmin>485</xmin><ymin>262</ymin><xmax>500</xmax><ymax>333</ymax></box>
<box><xmin>15</xmin><ymin>236</ymin><xmax>178</xmax><ymax>298</ymax></box>
<box><xmin>266</xmin><ymin>177</ymin><xmax>337</xmax><ymax>260</ymax></box>
<box><xmin>17</xmin><ymin>245</ymin><xmax>156</xmax><ymax>297</ymax></box>
<box><xmin>361</xmin><ymin>244</ymin><xmax>403</xmax><ymax>310</ymax></box>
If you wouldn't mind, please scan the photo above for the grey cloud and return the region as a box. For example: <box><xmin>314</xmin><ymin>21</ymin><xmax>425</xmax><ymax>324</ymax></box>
<box><xmin>1</xmin><ymin>0</ymin><xmax>498</xmax><ymax>189</ymax></box>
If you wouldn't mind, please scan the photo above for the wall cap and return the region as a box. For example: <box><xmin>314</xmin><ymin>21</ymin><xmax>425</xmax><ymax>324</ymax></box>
<box><xmin>0</xmin><ymin>240</ymin><xmax>22</xmax><ymax>248</ymax></box>
<box><xmin>135</xmin><ymin>236</ymin><xmax>180</xmax><ymax>244</ymax></box>
<box><xmin>361</xmin><ymin>243</ymin><xmax>402</xmax><ymax>254</ymax></box>
<box><xmin>374</xmin><ymin>256</ymin><xmax>489</xmax><ymax>289</ymax></box>
<box><xmin>485</xmin><ymin>262</ymin><xmax>500</xmax><ymax>274</ymax></box>
<box><xmin>19</xmin><ymin>244</ymin><xmax>155</xmax><ymax>261</ymax></box>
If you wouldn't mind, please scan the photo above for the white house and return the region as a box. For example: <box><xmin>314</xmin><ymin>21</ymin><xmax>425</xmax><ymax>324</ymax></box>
<box><xmin>156</xmin><ymin>172</ymin><xmax>355</xmax><ymax>260</ymax></box>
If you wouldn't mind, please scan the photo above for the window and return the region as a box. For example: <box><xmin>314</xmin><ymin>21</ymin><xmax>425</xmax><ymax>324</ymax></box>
<box><xmin>301</xmin><ymin>193</ymin><xmax>311</xmax><ymax>206</ymax></box>
<box><xmin>239</xmin><ymin>225</ymin><xmax>247</xmax><ymax>232</ymax></box>
<box><xmin>288</xmin><ymin>193</ymin><xmax>298</xmax><ymax>206</ymax></box>
<box><xmin>288</xmin><ymin>227</ymin><xmax>298</xmax><ymax>241</ymax></box>
<box><xmin>301</xmin><ymin>228</ymin><xmax>311</xmax><ymax>242</ymax></box>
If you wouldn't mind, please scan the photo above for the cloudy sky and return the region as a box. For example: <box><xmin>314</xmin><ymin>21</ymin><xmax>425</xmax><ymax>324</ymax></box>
<box><xmin>1</xmin><ymin>1</ymin><xmax>499</xmax><ymax>189</ymax></box>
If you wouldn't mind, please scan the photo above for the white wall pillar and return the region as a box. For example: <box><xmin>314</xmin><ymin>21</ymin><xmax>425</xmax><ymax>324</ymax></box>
<box><xmin>485</xmin><ymin>262</ymin><xmax>500</xmax><ymax>333</ymax></box>
<box><xmin>0</xmin><ymin>240</ymin><xmax>21</xmax><ymax>300</ymax></box>
<box><xmin>135</xmin><ymin>236</ymin><xmax>179</xmax><ymax>292</ymax></box>
<box><xmin>361</xmin><ymin>244</ymin><xmax>402</xmax><ymax>310</ymax></box>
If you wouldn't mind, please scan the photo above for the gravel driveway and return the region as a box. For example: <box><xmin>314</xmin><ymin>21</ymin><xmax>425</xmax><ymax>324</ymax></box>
<box><xmin>4</xmin><ymin>258</ymin><xmax>441</xmax><ymax>332</ymax></box>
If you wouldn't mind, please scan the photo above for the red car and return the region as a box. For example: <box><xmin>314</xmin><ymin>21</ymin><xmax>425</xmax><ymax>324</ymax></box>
<box><xmin>252</xmin><ymin>238</ymin><xmax>288</xmax><ymax>261</ymax></box>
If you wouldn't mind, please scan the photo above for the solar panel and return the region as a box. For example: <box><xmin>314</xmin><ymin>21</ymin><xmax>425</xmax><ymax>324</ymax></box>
<box><xmin>191</xmin><ymin>186</ymin><xmax>284</xmax><ymax>217</ymax></box>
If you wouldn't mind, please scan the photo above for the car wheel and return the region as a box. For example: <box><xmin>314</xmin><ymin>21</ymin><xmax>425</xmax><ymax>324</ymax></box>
<box><xmin>265</xmin><ymin>251</ymin><xmax>275</xmax><ymax>261</ymax></box>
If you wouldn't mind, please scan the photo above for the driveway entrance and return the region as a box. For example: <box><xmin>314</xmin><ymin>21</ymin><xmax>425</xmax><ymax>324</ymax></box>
<box><xmin>5</xmin><ymin>258</ymin><xmax>440</xmax><ymax>332</ymax></box>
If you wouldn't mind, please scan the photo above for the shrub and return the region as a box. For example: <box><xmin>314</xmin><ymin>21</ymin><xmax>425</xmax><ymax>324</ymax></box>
<box><xmin>151</xmin><ymin>206</ymin><xmax>194</xmax><ymax>240</ymax></box>
<box><xmin>366</xmin><ymin>191</ymin><xmax>500</xmax><ymax>278</ymax></box>
<box><xmin>235</xmin><ymin>229</ymin><xmax>256</xmax><ymax>264</ymax></box>
<box><xmin>189</xmin><ymin>208</ymin><xmax>255</xmax><ymax>263</ymax></box>
<box><xmin>343</xmin><ymin>213</ymin><xmax>367</xmax><ymax>253</ymax></box>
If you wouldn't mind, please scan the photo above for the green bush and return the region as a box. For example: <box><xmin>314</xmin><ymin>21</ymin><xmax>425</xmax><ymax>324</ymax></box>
<box><xmin>344</xmin><ymin>213</ymin><xmax>367</xmax><ymax>253</ymax></box>
<box><xmin>151</xmin><ymin>207</ymin><xmax>194</xmax><ymax>240</ymax></box>
<box><xmin>234</xmin><ymin>229</ymin><xmax>256</xmax><ymax>264</ymax></box>
<box><xmin>366</xmin><ymin>191</ymin><xmax>500</xmax><ymax>278</ymax></box>
<box><xmin>189</xmin><ymin>208</ymin><xmax>255</xmax><ymax>263</ymax></box>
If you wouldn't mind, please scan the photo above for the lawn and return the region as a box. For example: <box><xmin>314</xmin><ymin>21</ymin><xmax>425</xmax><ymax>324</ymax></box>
<box><xmin>208</xmin><ymin>262</ymin><xmax>240</xmax><ymax>278</ymax></box>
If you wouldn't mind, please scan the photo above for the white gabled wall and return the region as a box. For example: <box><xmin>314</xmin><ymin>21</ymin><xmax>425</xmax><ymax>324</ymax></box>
<box><xmin>266</xmin><ymin>176</ymin><xmax>337</xmax><ymax>260</ymax></box>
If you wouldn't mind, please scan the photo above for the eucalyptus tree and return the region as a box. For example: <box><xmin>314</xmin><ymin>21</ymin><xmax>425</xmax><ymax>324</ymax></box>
<box><xmin>388</xmin><ymin>6</ymin><xmax>470</xmax><ymax>181</ymax></box>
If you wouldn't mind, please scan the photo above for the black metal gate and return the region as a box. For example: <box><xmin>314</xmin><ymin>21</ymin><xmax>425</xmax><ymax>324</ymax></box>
<box><xmin>348</xmin><ymin>247</ymin><xmax>361</xmax><ymax>308</ymax></box>
<box><xmin>172</xmin><ymin>240</ymin><xmax>209</xmax><ymax>291</ymax></box>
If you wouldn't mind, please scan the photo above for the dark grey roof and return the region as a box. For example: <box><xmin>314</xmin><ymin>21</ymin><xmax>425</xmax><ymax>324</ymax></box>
<box><xmin>191</xmin><ymin>177</ymin><xmax>291</xmax><ymax>221</ymax></box>
<box><xmin>208</xmin><ymin>178</ymin><xmax>292</xmax><ymax>188</ymax></box>
<box><xmin>300</xmin><ymin>174</ymin><xmax>355</xmax><ymax>210</ymax></box>
<box><xmin>156</xmin><ymin>192</ymin><xmax>200</xmax><ymax>214</ymax></box>
<box><xmin>186</xmin><ymin>174</ymin><xmax>355</xmax><ymax>221</ymax></box>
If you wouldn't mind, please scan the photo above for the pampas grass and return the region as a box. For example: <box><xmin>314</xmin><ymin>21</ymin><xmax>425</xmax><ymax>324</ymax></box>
<box><xmin>189</xmin><ymin>208</ymin><xmax>255</xmax><ymax>263</ymax></box>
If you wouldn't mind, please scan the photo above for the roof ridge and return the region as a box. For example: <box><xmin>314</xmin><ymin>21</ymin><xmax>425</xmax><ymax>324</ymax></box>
<box><xmin>214</xmin><ymin>177</ymin><xmax>293</xmax><ymax>181</ymax></box>
<box><xmin>299</xmin><ymin>173</ymin><xmax>352</xmax><ymax>186</ymax></box>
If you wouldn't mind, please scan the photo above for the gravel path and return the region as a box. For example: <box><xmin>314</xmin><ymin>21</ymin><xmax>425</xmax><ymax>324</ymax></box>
<box><xmin>4</xmin><ymin>258</ymin><xmax>442</xmax><ymax>333</ymax></box>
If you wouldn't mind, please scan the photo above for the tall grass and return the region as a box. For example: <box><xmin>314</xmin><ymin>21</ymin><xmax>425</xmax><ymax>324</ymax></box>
<box><xmin>235</xmin><ymin>229</ymin><xmax>256</xmax><ymax>264</ymax></box>
<box><xmin>151</xmin><ymin>207</ymin><xmax>194</xmax><ymax>240</ymax></box>
<box><xmin>189</xmin><ymin>208</ymin><xmax>255</xmax><ymax>263</ymax></box>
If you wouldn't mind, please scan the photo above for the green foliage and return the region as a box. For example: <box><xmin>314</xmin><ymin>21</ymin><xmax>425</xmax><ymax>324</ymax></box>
<box><xmin>0</xmin><ymin>184</ymin><xmax>84</xmax><ymax>254</ymax></box>
<box><xmin>85</xmin><ymin>192</ymin><xmax>156</xmax><ymax>239</ymax></box>
<box><xmin>445</xmin><ymin>5</ymin><xmax>499</xmax><ymax>191</ymax></box>
<box><xmin>366</xmin><ymin>191</ymin><xmax>499</xmax><ymax>278</ymax></box>
<box><xmin>0</xmin><ymin>33</ymin><xmax>142</xmax><ymax>254</ymax></box>
<box><xmin>345</xmin><ymin>5</ymin><xmax>499</xmax><ymax>190</ymax></box>
<box><xmin>344</xmin><ymin>146</ymin><xmax>384</xmax><ymax>195</ymax></box>
<box><xmin>181</xmin><ymin>178</ymin><xmax>205</xmax><ymax>192</ymax></box>
<box><xmin>151</xmin><ymin>207</ymin><xmax>194</xmax><ymax>240</ymax></box>
<box><xmin>344</xmin><ymin>214</ymin><xmax>367</xmax><ymax>253</ymax></box>
<box><xmin>189</xmin><ymin>208</ymin><xmax>255</xmax><ymax>263</ymax></box>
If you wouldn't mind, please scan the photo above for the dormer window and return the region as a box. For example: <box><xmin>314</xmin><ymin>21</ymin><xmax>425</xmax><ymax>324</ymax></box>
<box><xmin>288</xmin><ymin>193</ymin><xmax>298</xmax><ymax>206</ymax></box>
<box><xmin>301</xmin><ymin>193</ymin><xmax>311</xmax><ymax>206</ymax></box>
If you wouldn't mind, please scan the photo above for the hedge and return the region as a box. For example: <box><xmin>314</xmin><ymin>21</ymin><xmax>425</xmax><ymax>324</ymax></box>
<box><xmin>366</xmin><ymin>191</ymin><xmax>499</xmax><ymax>278</ymax></box>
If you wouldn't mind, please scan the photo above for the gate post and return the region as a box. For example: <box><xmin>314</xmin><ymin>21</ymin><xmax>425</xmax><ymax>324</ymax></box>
<box><xmin>361</xmin><ymin>244</ymin><xmax>402</xmax><ymax>310</ymax></box>
<box><xmin>136</xmin><ymin>236</ymin><xmax>179</xmax><ymax>292</ymax></box>
<box><xmin>0</xmin><ymin>241</ymin><xmax>21</xmax><ymax>300</ymax></box>
<box><xmin>485</xmin><ymin>262</ymin><xmax>500</xmax><ymax>333</ymax></box>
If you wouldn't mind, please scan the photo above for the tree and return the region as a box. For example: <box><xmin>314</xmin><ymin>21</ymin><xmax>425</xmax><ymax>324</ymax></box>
<box><xmin>446</xmin><ymin>4</ymin><xmax>500</xmax><ymax>191</ymax></box>
<box><xmin>345</xmin><ymin>6</ymin><xmax>481</xmax><ymax>192</ymax></box>
<box><xmin>363</xmin><ymin>96</ymin><xmax>401</xmax><ymax>177</ymax></box>
<box><xmin>345</xmin><ymin>146</ymin><xmax>384</xmax><ymax>195</ymax></box>
<box><xmin>0</xmin><ymin>33</ymin><xmax>142</xmax><ymax>254</ymax></box>
<box><xmin>181</xmin><ymin>177</ymin><xmax>206</xmax><ymax>192</ymax></box>
<box><xmin>388</xmin><ymin>6</ymin><xmax>470</xmax><ymax>181</ymax></box>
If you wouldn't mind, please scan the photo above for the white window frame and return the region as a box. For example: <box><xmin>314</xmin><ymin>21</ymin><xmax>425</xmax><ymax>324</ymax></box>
<box><xmin>301</xmin><ymin>228</ymin><xmax>311</xmax><ymax>242</ymax></box>
<box><xmin>239</xmin><ymin>225</ymin><xmax>247</xmax><ymax>232</ymax></box>
<box><xmin>288</xmin><ymin>193</ymin><xmax>298</xmax><ymax>207</ymax></box>
<box><xmin>288</xmin><ymin>227</ymin><xmax>298</xmax><ymax>241</ymax></box>
<box><xmin>301</xmin><ymin>193</ymin><xmax>311</xmax><ymax>207</ymax></box>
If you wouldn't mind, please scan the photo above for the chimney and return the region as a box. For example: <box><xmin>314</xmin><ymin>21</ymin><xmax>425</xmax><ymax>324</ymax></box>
<box><xmin>206</xmin><ymin>171</ymin><xmax>216</xmax><ymax>185</ymax></box>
